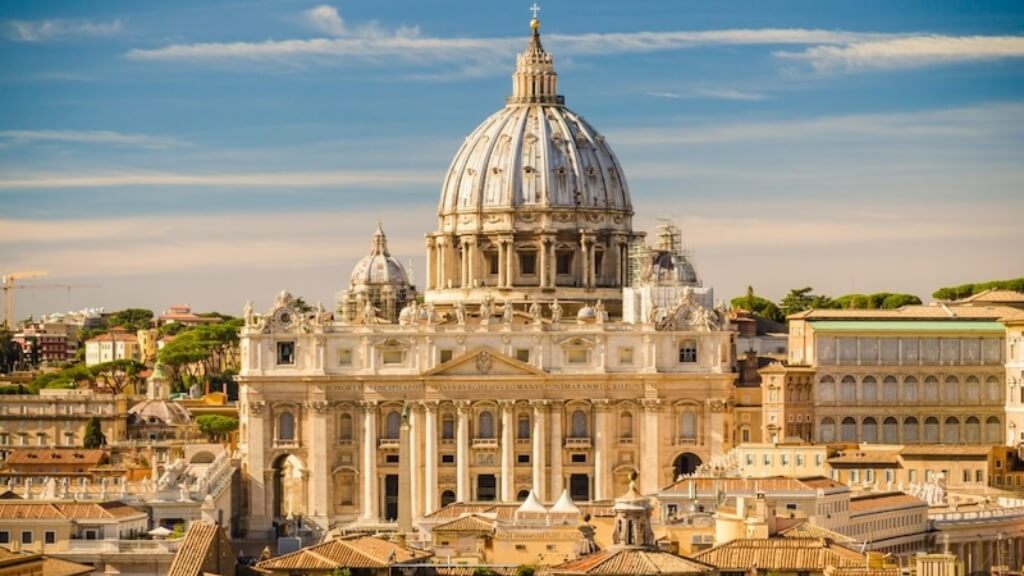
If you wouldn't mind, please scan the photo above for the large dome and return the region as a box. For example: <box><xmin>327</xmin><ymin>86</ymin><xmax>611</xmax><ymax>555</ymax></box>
<box><xmin>439</xmin><ymin>104</ymin><xmax>631</xmax><ymax>214</ymax></box>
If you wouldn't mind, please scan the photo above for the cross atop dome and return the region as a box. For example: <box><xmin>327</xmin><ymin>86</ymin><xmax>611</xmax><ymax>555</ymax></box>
<box><xmin>530</xmin><ymin>2</ymin><xmax>541</xmax><ymax>20</ymax></box>
<box><xmin>509</xmin><ymin>3</ymin><xmax>562</xmax><ymax>105</ymax></box>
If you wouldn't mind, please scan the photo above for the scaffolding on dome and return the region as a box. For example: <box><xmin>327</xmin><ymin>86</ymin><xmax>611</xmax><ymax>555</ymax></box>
<box><xmin>627</xmin><ymin>219</ymin><xmax>701</xmax><ymax>287</ymax></box>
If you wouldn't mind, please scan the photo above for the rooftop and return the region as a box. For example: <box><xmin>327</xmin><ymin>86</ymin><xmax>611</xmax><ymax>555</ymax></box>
<box><xmin>551</xmin><ymin>549</ymin><xmax>715</xmax><ymax>575</ymax></box>
<box><xmin>0</xmin><ymin>501</ymin><xmax>145</xmax><ymax>521</ymax></box>
<box><xmin>256</xmin><ymin>536</ymin><xmax>432</xmax><ymax>571</ymax></box>
<box><xmin>848</xmin><ymin>492</ymin><xmax>927</xmax><ymax>515</ymax></box>
<box><xmin>692</xmin><ymin>537</ymin><xmax>868</xmax><ymax>571</ymax></box>
<box><xmin>3</xmin><ymin>449</ymin><xmax>107</xmax><ymax>466</ymax></box>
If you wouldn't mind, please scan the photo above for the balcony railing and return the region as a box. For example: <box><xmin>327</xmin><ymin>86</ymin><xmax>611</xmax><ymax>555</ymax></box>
<box><xmin>378</xmin><ymin>438</ymin><xmax>400</xmax><ymax>449</ymax></box>
<box><xmin>565</xmin><ymin>437</ymin><xmax>591</xmax><ymax>448</ymax></box>
<box><xmin>676</xmin><ymin>437</ymin><xmax>697</xmax><ymax>445</ymax></box>
<box><xmin>472</xmin><ymin>438</ymin><xmax>498</xmax><ymax>449</ymax></box>
<box><xmin>274</xmin><ymin>439</ymin><xmax>299</xmax><ymax>448</ymax></box>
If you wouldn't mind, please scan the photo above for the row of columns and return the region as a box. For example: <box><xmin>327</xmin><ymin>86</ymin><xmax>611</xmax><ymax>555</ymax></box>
<box><xmin>425</xmin><ymin>232</ymin><xmax>631</xmax><ymax>291</ymax></box>
<box><xmin>351</xmin><ymin>398</ymin><xmax>665</xmax><ymax>522</ymax></box>
<box><xmin>950</xmin><ymin>537</ymin><xmax>1024</xmax><ymax>573</ymax></box>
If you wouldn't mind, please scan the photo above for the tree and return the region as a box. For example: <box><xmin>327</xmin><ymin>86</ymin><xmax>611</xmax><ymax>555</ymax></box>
<box><xmin>472</xmin><ymin>569</ymin><xmax>498</xmax><ymax>576</ymax></box>
<box><xmin>195</xmin><ymin>415</ymin><xmax>239</xmax><ymax>441</ymax></box>
<box><xmin>292</xmin><ymin>298</ymin><xmax>314</xmax><ymax>314</ymax></box>
<box><xmin>933</xmin><ymin>277</ymin><xmax>1024</xmax><ymax>301</ymax></box>
<box><xmin>0</xmin><ymin>329</ymin><xmax>22</xmax><ymax>373</ymax></box>
<box><xmin>157</xmin><ymin>319</ymin><xmax>242</xmax><ymax>393</ymax></box>
<box><xmin>106</xmin><ymin>308</ymin><xmax>154</xmax><ymax>332</ymax></box>
<box><xmin>832</xmin><ymin>292</ymin><xmax>921</xmax><ymax>310</ymax></box>
<box><xmin>91</xmin><ymin>359</ymin><xmax>147</xmax><ymax>394</ymax></box>
<box><xmin>515</xmin><ymin>565</ymin><xmax>538</xmax><ymax>576</ymax></box>
<box><xmin>779</xmin><ymin>287</ymin><xmax>815</xmax><ymax>317</ymax></box>
<box><xmin>730</xmin><ymin>286</ymin><xmax>784</xmax><ymax>323</ymax></box>
<box><xmin>83</xmin><ymin>416</ymin><xmax>106</xmax><ymax>448</ymax></box>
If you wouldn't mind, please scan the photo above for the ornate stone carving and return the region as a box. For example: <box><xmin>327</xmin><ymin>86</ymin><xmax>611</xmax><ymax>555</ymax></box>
<box><xmin>248</xmin><ymin>401</ymin><xmax>266</xmax><ymax>416</ymax></box>
<box><xmin>455</xmin><ymin>400</ymin><xmax>472</xmax><ymax>414</ymax></box>
<box><xmin>707</xmin><ymin>398</ymin><xmax>728</xmax><ymax>413</ymax></box>
<box><xmin>641</xmin><ymin>398</ymin><xmax>662</xmax><ymax>411</ymax></box>
<box><xmin>475</xmin><ymin>352</ymin><xmax>493</xmax><ymax>374</ymax></box>
<box><xmin>306</xmin><ymin>400</ymin><xmax>331</xmax><ymax>415</ymax></box>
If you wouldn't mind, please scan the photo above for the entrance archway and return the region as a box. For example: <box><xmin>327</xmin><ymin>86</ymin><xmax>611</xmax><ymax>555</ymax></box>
<box><xmin>271</xmin><ymin>454</ymin><xmax>306</xmax><ymax>521</ymax></box>
<box><xmin>672</xmin><ymin>452</ymin><xmax>702</xmax><ymax>479</ymax></box>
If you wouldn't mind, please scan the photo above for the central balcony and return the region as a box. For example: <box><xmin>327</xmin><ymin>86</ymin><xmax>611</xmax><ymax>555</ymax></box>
<box><xmin>378</xmin><ymin>438</ymin><xmax>400</xmax><ymax>449</ymax></box>
<box><xmin>472</xmin><ymin>438</ymin><xmax>498</xmax><ymax>449</ymax></box>
<box><xmin>565</xmin><ymin>437</ymin><xmax>592</xmax><ymax>449</ymax></box>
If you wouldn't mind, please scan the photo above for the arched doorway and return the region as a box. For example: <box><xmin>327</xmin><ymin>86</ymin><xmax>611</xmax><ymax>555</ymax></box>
<box><xmin>673</xmin><ymin>452</ymin><xmax>702</xmax><ymax>479</ymax></box>
<box><xmin>271</xmin><ymin>454</ymin><xmax>306</xmax><ymax>522</ymax></box>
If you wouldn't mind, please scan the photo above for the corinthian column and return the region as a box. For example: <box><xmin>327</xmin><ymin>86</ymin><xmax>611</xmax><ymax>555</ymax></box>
<box><xmin>640</xmin><ymin>399</ymin><xmax>661</xmax><ymax>495</ymax></box>
<box><xmin>593</xmin><ymin>399</ymin><xmax>611</xmax><ymax>500</ymax></box>
<box><xmin>500</xmin><ymin>400</ymin><xmax>515</xmax><ymax>502</ymax></box>
<box><xmin>408</xmin><ymin>403</ymin><xmax>420</xmax><ymax>520</ymax></box>
<box><xmin>359</xmin><ymin>401</ymin><xmax>379</xmax><ymax>521</ymax></box>
<box><xmin>549</xmin><ymin>401</ymin><xmax>564</xmax><ymax>497</ymax></box>
<box><xmin>306</xmin><ymin>401</ymin><xmax>331</xmax><ymax>529</ymax></box>
<box><xmin>456</xmin><ymin>400</ymin><xmax>471</xmax><ymax>502</ymax></box>
<box><xmin>531</xmin><ymin>400</ymin><xmax>548</xmax><ymax>501</ymax></box>
<box><xmin>423</xmin><ymin>401</ymin><xmax>438</xmax><ymax>514</ymax></box>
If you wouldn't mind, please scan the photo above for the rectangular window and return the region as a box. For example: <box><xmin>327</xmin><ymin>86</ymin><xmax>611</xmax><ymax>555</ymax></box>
<box><xmin>797</xmin><ymin>455</ymin><xmax>805</xmax><ymax>467</ymax></box>
<box><xmin>976</xmin><ymin>469</ymin><xmax>984</xmax><ymax>483</ymax></box>
<box><xmin>963</xmin><ymin>469</ymin><xmax>970</xmax><ymax>483</ymax></box>
<box><xmin>515</xmin><ymin>348</ymin><xmax>531</xmax><ymax>363</ymax></box>
<box><xmin>517</xmin><ymin>454</ymin><xmax>530</xmax><ymax>465</ymax></box>
<box><xmin>909</xmin><ymin>469</ymin><xmax>918</xmax><ymax>482</ymax></box>
<box><xmin>556</xmin><ymin>251</ymin><xmax>573</xmax><ymax>275</ymax></box>
<box><xmin>571</xmin><ymin>453</ymin><xmax>587</xmax><ymax>464</ymax></box>
<box><xmin>567</xmin><ymin>349</ymin><xmax>589</xmax><ymax>364</ymax></box>
<box><xmin>488</xmin><ymin>252</ymin><xmax>499</xmax><ymax>275</ymax></box>
<box><xmin>745</xmin><ymin>454</ymin><xmax>754</xmax><ymax>466</ymax></box>
<box><xmin>21</xmin><ymin>531</ymin><xmax>32</xmax><ymax>544</ymax></box>
<box><xmin>0</xmin><ymin>532</ymin><xmax>8</xmax><ymax>544</ymax></box>
<box><xmin>594</xmin><ymin>251</ymin><xmax>604</xmax><ymax>277</ymax></box>
<box><xmin>619</xmin><ymin>347</ymin><xmax>634</xmax><ymax>365</ymax></box>
<box><xmin>850</xmin><ymin>470</ymin><xmax>859</xmax><ymax>482</ymax></box>
<box><xmin>678</xmin><ymin>340</ymin><xmax>698</xmax><ymax>363</ymax></box>
<box><xmin>439</xmin><ymin>349</ymin><xmax>454</xmax><ymax>364</ymax></box>
<box><xmin>385</xmin><ymin>454</ymin><xmax>399</xmax><ymax>464</ymax></box>
<box><xmin>519</xmin><ymin>252</ymin><xmax>537</xmax><ymax>276</ymax></box>
<box><xmin>276</xmin><ymin>341</ymin><xmax>295</xmax><ymax>365</ymax></box>
<box><xmin>382</xmin><ymin>350</ymin><xmax>404</xmax><ymax>365</ymax></box>
<box><xmin>338</xmin><ymin>349</ymin><xmax>353</xmax><ymax>366</ymax></box>
<box><xmin>44</xmin><ymin>531</ymin><xmax>55</xmax><ymax>545</ymax></box>
<box><xmin>441</xmin><ymin>454</ymin><xmax>455</xmax><ymax>464</ymax></box>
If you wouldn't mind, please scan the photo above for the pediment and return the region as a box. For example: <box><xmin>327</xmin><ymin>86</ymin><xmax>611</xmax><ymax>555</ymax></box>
<box><xmin>423</xmin><ymin>347</ymin><xmax>544</xmax><ymax>377</ymax></box>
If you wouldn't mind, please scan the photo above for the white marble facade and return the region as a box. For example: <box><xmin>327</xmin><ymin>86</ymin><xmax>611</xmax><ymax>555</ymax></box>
<box><xmin>237</xmin><ymin>15</ymin><xmax>738</xmax><ymax>534</ymax></box>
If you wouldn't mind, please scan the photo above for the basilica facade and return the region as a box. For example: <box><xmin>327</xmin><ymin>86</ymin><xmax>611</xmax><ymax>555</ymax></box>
<box><xmin>237</xmin><ymin>16</ymin><xmax>737</xmax><ymax>535</ymax></box>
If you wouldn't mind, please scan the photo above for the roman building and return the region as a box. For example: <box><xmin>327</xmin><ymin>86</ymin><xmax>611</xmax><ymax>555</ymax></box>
<box><xmin>237</xmin><ymin>15</ymin><xmax>737</xmax><ymax>535</ymax></box>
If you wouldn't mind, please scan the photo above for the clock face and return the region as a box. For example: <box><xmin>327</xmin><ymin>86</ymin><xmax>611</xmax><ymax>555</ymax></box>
<box><xmin>274</xmin><ymin>308</ymin><xmax>295</xmax><ymax>328</ymax></box>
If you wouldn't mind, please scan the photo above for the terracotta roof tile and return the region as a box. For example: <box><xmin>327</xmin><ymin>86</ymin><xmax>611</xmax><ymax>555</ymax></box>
<box><xmin>778</xmin><ymin>522</ymin><xmax>857</xmax><ymax>544</ymax></box>
<box><xmin>693</xmin><ymin>538</ymin><xmax>867</xmax><ymax>571</ymax></box>
<box><xmin>899</xmin><ymin>444</ymin><xmax>993</xmax><ymax>457</ymax></box>
<box><xmin>41</xmin><ymin>557</ymin><xmax>94</xmax><ymax>576</ymax></box>
<box><xmin>848</xmin><ymin>492</ymin><xmax>926</xmax><ymax>515</ymax></box>
<box><xmin>434</xmin><ymin>514</ymin><xmax>496</xmax><ymax>534</ymax></box>
<box><xmin>167</xmin><ymin>521</ymin><xmax>219</xmax><ymax>576</ymax></box>
<box><xmin>551</xmin><ymin>549</ymin><xmax>714</xmax><ymax>575</ymax></box>
<box><xmin>257</xmin><ymin>536</ymin><xmax>432</xmax><ymax>571</ymax></box>
<box><xmin>0</xmin><ymin>501</ymin><xmax>144</xmax><ymax>521</ymax></box>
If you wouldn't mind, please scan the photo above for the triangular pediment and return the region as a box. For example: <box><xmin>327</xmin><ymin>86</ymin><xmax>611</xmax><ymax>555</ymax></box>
<box><xmin>423</xmin><ymin>346</ymin><xmax>544</xmax><ymax>377</ymax></box>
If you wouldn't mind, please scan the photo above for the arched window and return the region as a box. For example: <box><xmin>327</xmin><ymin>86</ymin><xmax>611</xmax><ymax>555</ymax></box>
<box><xmin>903</xmin><ymin>417</ymin><xmax>919</xmax><ymax>443</ymax></box>
<box><xmin>841</xmin><ymin>376</ymin><xmax>856</xmax><ymax>403</ymax></box>
<box><xmin>619</xmin><ymin>411</ymin><xmax>633</xmax><ymax>441</ymax></box>
<box><xmin>680</xmin><ymin>412</ymin><xmax>697</xmax><ymax>440</ymax></box>
<box><xmin>384</xmin><ymin>411</ymin><xmax>401</xmax><ymax>439</ymax></box>
<box><xmin>943</xmin><ymin>376</ymin><xmax>959</xmax><ymax>404</ymax></box>
<box><xmin>841</xmin><ymin>417</ymin><xmax>857</xmax><ymax>442</ymax></box>
<box><xmin>818</xmin><ymin>376</ymin><xmax>835</xmax><ymax>402</ymax></box>
<box><xmin>819</xmin><ymin>418</ymin><xmax>836</xmax><ymax>443</ymax></box>
<box><xmin>924</xmin><ymin>417</ymin><xmax>939</xmax><ymax>443</ymax></box>
<box><xmin>440</xmin><ymin>490</ymin><xmax>456</xmax><ymax>507</ymax></box>
<box><xmin>986</xmin><ymin>416</ymin><xmax>1002</xmax><ymax>443</ymax></box>
<box><xmin>440</xmin><ymin>414</ymin><xmax>455</xmax><ymax>440</ymax></box>
<box><xmin>964</xmin><ymin>376</ymin><xmax>981</xmax><ymax>403</ymax></box>
<box><xmin>516</xmin><ymin>490</ymin><xmax>530</xmax><ymax>501</ymax></box>
<box><xmin>571</xmin><ymin>410</ymin><xmax>588</xmax><ymax>438</ymax></box>
<box><xmin>278</xmin><ymin>412</ymin><xmax>295</xmax><ymax>441</ymax></box>
<box><xmin>862</xmin><ymin>417</ymin><xmax>878</xmax><ymax>443</ymax></box>
<box><xmin>478</xmin><ymin>411</ymin><xmax>495</xmax><ymax>439</ymax></box>
<box><xmin>924</xmin><ymin>377</ymin><xmax>939</xmax><ymax>404</ymax></box>
<box><xmin>986</xmin><ymin>376</ymin><xmax>1002</xmax><ymax>404</ymax></box>
<box><xmin>882</xmin><ymin>376</ymin><xmax>898</xmax><ymax>403</ymax></box>
<box><xmin>883</xmin><ymin>417</ymin><xmax>898</xmax><ymax>443</ymax></box>
<box><xmin>339</xmin><ymin>413</ymin><xmax>353</xmax><ymax>441</ymax></box>
<box><xmin>861</xmin><ymin>376</ymin><xmax>877</xmax><ymax>404</ymax></box>
<box><xmin>965</xmin><ymin>416</ymin><xmax>981</xmax><ymax>443</ymax></box>
<box><xmin>903</xmin><ymin>376</ymin><xmax>918</xmax><ymax>403</ymax></box>
<box><xmin>517</xmin><ymin>413</ymin><xmax>531</xmax><ymax>439</ymax></box>
<box><xmin>943</xmin><ymin>417</ymin><xmax>960</xmax><ymax>444</ymax></box>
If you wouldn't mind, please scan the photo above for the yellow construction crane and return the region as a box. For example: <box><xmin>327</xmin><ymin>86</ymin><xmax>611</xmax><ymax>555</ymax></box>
<box><xmin>2</xmin><ymin>272</ymin><xmax>100</xmax><ymax>329</ymax></box>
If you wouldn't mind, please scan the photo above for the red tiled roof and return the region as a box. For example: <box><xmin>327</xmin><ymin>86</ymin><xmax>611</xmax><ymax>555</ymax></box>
<box><xmin>848</xmin><ymin>492</ymin><xmax>926</xmax><ymax>515</ymax></box>
<box><xmin>87</xmin><ymin>332</ymin><xmax>138</xmax><ymax>343</ymax></box>
<box><xmin>434</xmin><ymin>514</ymin><xmax>496</xmax><ymax>534</ymax></box>
<box><xmin>257</xmin><ymin>536</ymin><xmax>432</xmax><ymax>571</ymax></box>
<box><xmin>0</xmin><ymin>501</ymin><xmax>144</xmax><ymax>521</ymax></box>
<box><xmin>551</xmin><ymin>549</ymin><xmax>715</xmax><ymax>575</ymax></box>
<box><xmin>661</xmin><ymin>475</ymin><xmax>844</xmax><ymax>494</ymax></box>
<box><xmin>693</xmin><ymin>538</ymin><xmax>867</xmax><ymax>571</ymax></box>
<box><xmin>167</xmin><ymin>521</ymin><xmax>218</xmax><ymax>576</ymax></box>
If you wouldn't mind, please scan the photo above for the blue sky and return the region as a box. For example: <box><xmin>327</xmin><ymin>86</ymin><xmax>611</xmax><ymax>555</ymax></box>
<box><xmin>1</xmin><ymin>0</ymin><xmax>1023</xmax><ymax>318</ymax></box>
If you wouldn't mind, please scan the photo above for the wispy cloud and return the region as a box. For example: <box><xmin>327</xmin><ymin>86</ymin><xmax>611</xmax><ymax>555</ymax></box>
<box><xmin>647</xmin><ymin>88</ymin><xmax>766</xmax><ymax>101</ymax></box>
<box><xmin>776</xmin><ymin>35</ymin><xmax>1024</xmax><ymax>71</ymax></box>
<box><xmin>610</xmin><ymin>103</ymin><xmax>1024</xmax><ymax>146</ymax></box>
<box><xmin>0</xmin><ymin>129</ymin><xmax>184</xmax><ymax>149</ymax></box>
<box><xmin>4</xmin><ymin>18</ymin><xmax>125</xmax><ymax>42</ymax></box>
<box><xmin>0</xmin><ymin>169</ymin><xmax>437</xmax><ymax>190</ymax></box>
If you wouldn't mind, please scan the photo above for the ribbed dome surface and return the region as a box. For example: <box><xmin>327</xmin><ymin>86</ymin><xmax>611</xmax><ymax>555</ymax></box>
<box><xmin>439</xmin><ymin>104</ymin><xmax>631</xmax><ymax>214</ymax></box>
<box><xmin>128</xmin><ymin>399</ymin><xmax>192</xmax><ymax>427</ymax></box>
<box><xmin>349</xmin><ymin>225</ymin><xmax>410</xmax><ymax>287</ymax></box>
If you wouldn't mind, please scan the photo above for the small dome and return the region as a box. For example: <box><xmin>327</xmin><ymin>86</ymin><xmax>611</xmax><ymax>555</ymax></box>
<box><xmin>349</xmin><ymin>225</ymin><xmax>410</xmax><ymax>287</ymax></box>
<box><xmin>576</xmin><ymin>305</ymin><xmax>596</xmax><ymax>322</ymax></box>
<box><xmin>128</xmin><ymin>399</ymin><xmax>192</xmax><ymax>427</ymax></box>
<box><xmin>650</xmin><ymin>252</ymin><xmax>699</xmax><ymax>286</ymax></box>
